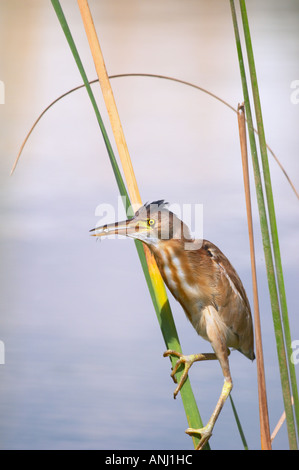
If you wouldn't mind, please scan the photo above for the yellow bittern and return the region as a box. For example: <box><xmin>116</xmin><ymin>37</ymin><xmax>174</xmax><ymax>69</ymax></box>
<box><xmin>91</xmin><ymin>200</ymin><xmax>255</xmax><ymax>450</ymax></box>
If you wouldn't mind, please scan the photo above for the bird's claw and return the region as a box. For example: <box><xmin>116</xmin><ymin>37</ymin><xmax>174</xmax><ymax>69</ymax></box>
<box><xmin>163</xmin><ymin>349</ymin><xmax>197</xmax><ymax>399</ymax></box>
<box><xmin>185</xmin><ymin>425</ymin><xmax>213</xmax><ymax>450</ymax></box>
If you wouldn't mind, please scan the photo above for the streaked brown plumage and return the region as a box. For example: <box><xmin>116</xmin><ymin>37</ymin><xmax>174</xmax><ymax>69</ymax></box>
<box><xmin>91</xmin><ymin>200</ymin><xmax>255</xmax><ymax>450</ymax></box>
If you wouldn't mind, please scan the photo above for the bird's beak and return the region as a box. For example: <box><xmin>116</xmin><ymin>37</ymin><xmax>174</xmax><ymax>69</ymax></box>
<box><xmin>90</xmin><ymin>217</ymin><xmax>148</xmax><ymax>239</ymax></box>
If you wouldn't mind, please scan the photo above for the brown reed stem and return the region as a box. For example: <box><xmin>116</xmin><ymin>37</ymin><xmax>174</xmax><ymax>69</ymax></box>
<box><xmin>237</xmin><ymin>103</ymin><xmax>271</xmax><ymax>450</ymax></box>
<box><xmin>76</xmin><ymin>0</ymin><xmax>204</xmax><ymax>449</ymax></box>
<box><xmin>77</xmin><ymin>0</ymin><xmax>142</xmax><ymax>208</ymax></box>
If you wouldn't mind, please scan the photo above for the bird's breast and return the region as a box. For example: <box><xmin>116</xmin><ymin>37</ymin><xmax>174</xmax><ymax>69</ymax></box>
<box><xmin>151</xmin><ymin>242</ymin><xmax>204</xmax><ymax>313</ymax></box>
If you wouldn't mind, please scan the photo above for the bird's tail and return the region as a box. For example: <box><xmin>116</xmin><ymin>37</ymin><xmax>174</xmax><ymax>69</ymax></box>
<box><xmin>239</xmin><ymin>348</ymin><xmax>255</xmax><ymax>361</ymax></box>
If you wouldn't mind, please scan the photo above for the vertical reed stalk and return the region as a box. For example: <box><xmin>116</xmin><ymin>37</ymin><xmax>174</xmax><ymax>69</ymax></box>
<box><xmin>77</xmin><ymin>1</ymin><xmax>206</xmax><ymax>447</ymax></box>
<box><xmin>77</xmin><ymin>0</ymin><xmax>142</xmax><ymax>207</ymax></box>
<box><xmin>229</xmin><ymin>395</ymin><xmax>248</xmax><ymax>450</ymax></box>
<box><xmin>50</xmin><ymin>0</ymin><xmax>131</xmax><ymax>212</ymax></box>
<box><xmin>230</xmin><ymin>0</ymin><xmax>298</xmax><ymax>449</ymax></box>
<box><xmin>239</xmin><ymin>0</ymin><xmax>299</xmax><ymax>440</ymax></box>
<box><xmin>237</xmin><ymin>104</ymin><xmax>271</xmax><ymax>450</ymax></box>
<box><xmin>51</xmin><ymin>0</ymin><xmax>205</xmax><ymax>449</ymax></box>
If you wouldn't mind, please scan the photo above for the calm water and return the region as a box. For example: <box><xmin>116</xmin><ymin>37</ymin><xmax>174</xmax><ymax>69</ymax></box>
<box><xmin>0</xmin><ymin>0</ymin><xmax>298</xmax><ymax>450</ymax></box>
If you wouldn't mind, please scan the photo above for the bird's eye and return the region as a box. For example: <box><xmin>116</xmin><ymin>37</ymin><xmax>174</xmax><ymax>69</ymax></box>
<box><xmin>147</xmin><ymin>218</ymin><xmax>155</xmax><ymax>226</ymax></box>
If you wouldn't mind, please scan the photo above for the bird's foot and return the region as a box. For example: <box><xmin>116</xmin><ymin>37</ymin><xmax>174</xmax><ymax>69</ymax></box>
<box><xmin>163</xmin><ymin>350</ymin><xmax>208</xmax><ymax>399</ymax></box>
<box><xmin>185</xmin><ymin>424</ymin><xmax>213</xmax><ymax>450</ymax></box>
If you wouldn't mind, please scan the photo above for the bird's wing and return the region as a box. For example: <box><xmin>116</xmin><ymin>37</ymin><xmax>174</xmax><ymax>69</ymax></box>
<box><xmin>201</xmin><ymin>240</ymin><xmax>251</xmax><ymax>314</ymax></box>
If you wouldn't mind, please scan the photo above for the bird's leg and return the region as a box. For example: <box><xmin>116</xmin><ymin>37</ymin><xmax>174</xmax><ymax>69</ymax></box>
<box><xmin>186</xmin><ymin>376</ymin><xmax>232</xmax><ymax>450</ymax></box>
<box><xmin>185</xmin><ymin>313</ymin><xmax>233</xmax><ymax>450</ymax></box>
<box><xmin>163</xmin><ymin>349</ymin><xmax>218</xmax><ymax>399</ymax></box>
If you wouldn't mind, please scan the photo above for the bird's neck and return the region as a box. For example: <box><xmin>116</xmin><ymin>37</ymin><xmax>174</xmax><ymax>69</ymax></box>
<box><xmin>148</xmin><ymin>239</ymin><xmax>195</xmax><ymax>297</ymax></box>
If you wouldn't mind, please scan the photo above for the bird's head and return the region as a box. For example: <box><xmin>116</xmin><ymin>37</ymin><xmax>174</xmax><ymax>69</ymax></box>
<box><xmin>90</xmin><ymin>200</ymin><xmax>192</xmax><ymax>246</ymax></box>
